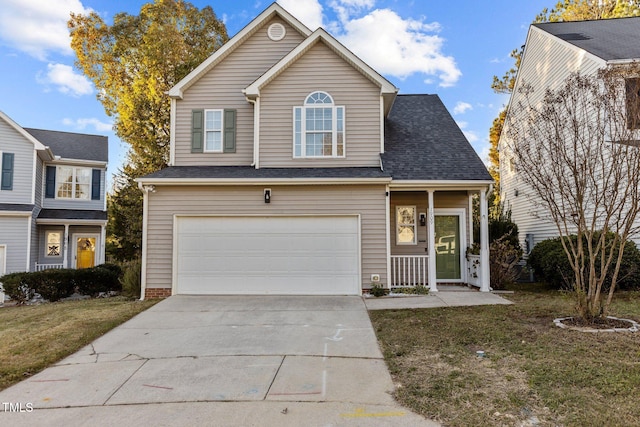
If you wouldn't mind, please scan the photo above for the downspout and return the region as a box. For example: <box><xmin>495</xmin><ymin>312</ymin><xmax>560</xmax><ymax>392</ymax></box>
<box><xmin>246</xmin><ymin>96</ymin><xmax>260</xmax><ymax>169</ymax></box>
<box><xmin>479</xmin><ymin>184</ymin><xmax>493</xmax><ymax>292</ymax></box>
<box><xmin>138</xmin><ymin>182</ymin><xmax>155</xmax><ymax>300</ymax></box>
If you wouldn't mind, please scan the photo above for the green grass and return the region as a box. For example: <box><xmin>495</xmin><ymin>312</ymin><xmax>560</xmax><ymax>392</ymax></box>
<box><xmin>370</xmin><ymin>284</ymin><xmax>640</xmax><ymax>427</ymax></box>
<box><xmin>0</xmin><ymin>297</ymin><xmax>158</xmax><ymax>391</ymax></box>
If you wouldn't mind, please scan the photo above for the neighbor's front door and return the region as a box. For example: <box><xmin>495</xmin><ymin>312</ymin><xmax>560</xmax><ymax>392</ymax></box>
<box><xmin>75</xmin><ymin>237</ymin><xmax>96</xmax><ymax>269</ymax></box>
<box><xmin>434</xmin><ymin>214</ymin><xmax>461</xmax><ymax>280</ymax></box>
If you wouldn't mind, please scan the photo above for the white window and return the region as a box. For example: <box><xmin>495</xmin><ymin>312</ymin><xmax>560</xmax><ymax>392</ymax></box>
<box><xmin>205</xmin><ymin>109</ymin><xmax>223</xmax><ymax>152</ymax></box>
<box><xmin>396</xmin><ymin>206</ymin><xmax>417</xmax><ymax>245</ymax></box>
<box><xmin>46</xmin><ymin>231</ymin><xmax>61</xmax><ymax>257</ymax></box>
<box><xmin>56</xmin><ymin>166</ymin><xmax>90</xmax><ymax>200</ymax></box>
<box><xmin>294</xmin><ymin>91</ymin><xmax>345</xmax><ymax>158</ymax></box>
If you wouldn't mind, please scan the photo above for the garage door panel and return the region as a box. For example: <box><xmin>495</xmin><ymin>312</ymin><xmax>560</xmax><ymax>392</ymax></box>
<box><xmin>175</xmin><ymin>216</ymin><xmax>360</xmax><ymax>295</ymax></box>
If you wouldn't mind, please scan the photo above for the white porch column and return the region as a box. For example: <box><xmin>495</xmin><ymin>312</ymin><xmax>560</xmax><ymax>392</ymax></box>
<box><xmin>479</xmin><ymin>187</ymin><xmax>490</xmax><ymax>292</ymax></box>
<box><xmin>62</xmin><ymin>224</ymin><xmax>69</xmax><ymax>269</ymax></box>
<box><xmin>468</xmin><ymin>192</ymin><xmax>474</xmax><ymax>247</ymax></box>
<box><xmin>100</xmin><ymin>224</ymin><xmax>106</xmax><ymax>264</ymax></box>
<box><xmin>427</xmin><ymin>189</ymin><xmax>438</xmax><ymax>292</ymax></box>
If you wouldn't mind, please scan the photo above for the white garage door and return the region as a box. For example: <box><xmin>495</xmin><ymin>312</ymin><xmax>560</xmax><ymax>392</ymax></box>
<box><xmin>174</xmin><ymin>216</ymin><xmax>360</xmax><ymax>295</ymax></box>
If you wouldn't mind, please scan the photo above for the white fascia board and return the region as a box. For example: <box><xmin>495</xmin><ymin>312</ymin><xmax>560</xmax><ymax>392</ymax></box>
<box><xmin>135</xmin><ymin>177</ymin><xmax>391</xmax><ymax>186</ymax></box>
<box><xmin>49</xmin><ymin>159</ymin><xmax>108</xmax><ymax>168</ymax></box>
<box><xmin>0</xmin><ymin>110</ymin><xmax>53</xmax><ymax>161</ymax></box>
<box><xmin>244</xmin><ymin>28</ymin><xmax>398</xmax><ymax>99</ymax></box>
<box><xmin>168</xmin><ymin>3</ymin><xmax>312</xmax><ymax>99</ymax></box>
<box><xmin>0</xmin><ymin>211</ymin><xmax>32</xmax><ymax>217</ymax></box>
<box><xmin>608</xmin><ymin>58</ymin><xmax>640</xmax><ymax>65</ymax></box>
<box><xmin>390</xmin><ymin>180</ymin><xmax>493</xmax><ymax>191</ymax></box>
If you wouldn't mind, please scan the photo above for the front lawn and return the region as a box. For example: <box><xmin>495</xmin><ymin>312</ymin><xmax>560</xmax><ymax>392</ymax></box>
<box><xmin>370</xmin><ymin>284</ymin><xmax>640</xmax><ymax>427</ymax></box>
<box><xmin>0</xmin><ymin>297</ymin><xmax>158</xmax><ymax>391</ymax></box>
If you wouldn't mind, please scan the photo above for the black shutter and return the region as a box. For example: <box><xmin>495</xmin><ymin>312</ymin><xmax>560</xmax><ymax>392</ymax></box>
<box><xmin>45</xmin><ymin>165</ymin><xmax>56</xmax><ymax>198</ymax></box>
<box><xmin>91</xmin><ymin>169</ymin><xmax>101</xmax><ymax>200</ymax></box>
<box><xmin>223</xmin><ymin>109</ymin><xmax>236</xmax><ymax>153</ymax></box>
<box><xmin>191</xmin><ymin>109</ymin><xmax>204</xmax><ymax>153</ymax></box>
<box><xmin>1</xmin><ymin>152</ymin><xmax>14</xmax><ymax>190</ymax></box>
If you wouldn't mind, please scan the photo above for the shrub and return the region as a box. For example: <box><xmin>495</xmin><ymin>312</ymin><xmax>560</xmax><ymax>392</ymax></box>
<box><xmin>120</xmin><ymin>260</ymin><xmax>142</xmax><ymax>298</ymax></box>
<box><xmin>528</xmin><ymin>233</ymin><xmax>640</xmax><ymax>290</ymax></box>
<box><xmin>75</xmin><ymin>265</ymin><xmax>122</xmax><ymax>297</ymax></box>
<box><xmin>489</xmin><ymin>236</ymin><xmax>523</xmax><ymax>290</ymax></box>
<box><xmin>1</xmin><ymin>272</ymin><xmax>34</xmax><ymax>304</ymax></box>
<box><xmin>370</xmin><ymin>283</ymin><xmax>388</xmax><ymax>297</ymax></box>
<box><xmin>30</xmin><ymin>269</ymin><xmax>76</xmax><ymax>301</ymax></box>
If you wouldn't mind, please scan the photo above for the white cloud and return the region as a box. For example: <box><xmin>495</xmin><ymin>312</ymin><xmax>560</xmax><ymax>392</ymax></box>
<box><xmin>38</xmin><ymin>63</ymin><xmax>93</xmax><ymax>97</ymax></box>
<box><xmin>463</xmin><ymin>130</ymin><xmax>479</xmax><ymax>143</ymax></box>
<box><xmin>277</xmin><ymin>0</ymin><xmax>324</xmax><ymax>30</ymax></box>
<box><xmin>453</xmin><ymin>101</ymin><xmax>473</xmax><ymax>115</ymax></box>
<box><xmin>336</xmin><ymin>9</ymin><xmax>460</xmax><ymax>87</ymax></box>
<box><xmin>63</xmin><ymin>117</ymin><xmax>112</xmax><ymax>132</ymax></box>
<box><xmin>0</xmin><ymin>0</ymin><xmax>92</xmax><ymax>60</ymax></box>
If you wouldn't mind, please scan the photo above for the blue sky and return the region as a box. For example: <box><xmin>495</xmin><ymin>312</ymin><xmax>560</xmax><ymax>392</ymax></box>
<box><xmin>0</xmin><ymin>0</ymin><xmax>552</xmax><ymax>187</ymax></box>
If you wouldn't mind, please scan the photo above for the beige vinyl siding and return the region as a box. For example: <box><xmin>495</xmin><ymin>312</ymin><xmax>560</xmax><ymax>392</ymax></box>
<box><xmin>0</xmin><ymin>119</ymin><xmax>35</xmax><ymax>204</ymax></box>
<box><xmin>0</xmin><ymin>216</ymin><xmax>30</xmax><ymax>273</ymax></box>
<box><xmin>500</xmin><ymin>27</ymin><xmax>606</xmax><ymax>251</ymax></box>
<box><xmin>42</xmin><ymin>166</ymin><xmax>106</xmax><ymax>211</ymax></box>
<box><xmin>174</xmin><ymin>17</ymin><xmax>305</xmax><ymax>166</ymax></box>
<box><xmin>390</xmin><ymin>191</ymin><xmax>469</xmax><ymax>255</ymax></box>
<box><xmin>144</xmin><ymin>184</ymin><xmax>387</xmax><ymax>290</ymax></box>
<box><xmin>259</xmin><ymin>42</ymin><xmax>381</xmax><ymax>167</ymax></box>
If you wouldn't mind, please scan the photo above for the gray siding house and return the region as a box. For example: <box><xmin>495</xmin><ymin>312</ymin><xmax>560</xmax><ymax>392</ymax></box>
<box><xmin>499</xmin><ymin>17</ymin><xmax>640</xmax><ymax>251</ymax></box>
<box><xmin>0</xmin><ymin>110</ymin><xmax>108</xmax><ymax>282</ymax></box>
<box><xmin>137</xmin><ymin>3</ymin><xmax>492</xmax><ymax>298</ymax></box>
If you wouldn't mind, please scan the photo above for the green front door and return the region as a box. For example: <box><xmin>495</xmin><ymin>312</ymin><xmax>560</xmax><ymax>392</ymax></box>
<box><xmin>435</xmin><ymin>215</ymin><xmax>461</xmax><ymax>280</ymax></box>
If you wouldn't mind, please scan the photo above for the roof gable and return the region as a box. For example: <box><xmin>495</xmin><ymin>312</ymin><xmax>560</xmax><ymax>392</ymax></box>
<box><xmin>534</xmin><ymin>17</ymin><xmax>640</xmax><ymax>61</ymax></box>
<box><xmin>168</xmin><ymin>3</ymin><xmax>311</xmax><ymax>99</ymax></box>
<box><xmin>243</xmin><ymin>28</ymin><xmax>398</xmax><ymax>113</ymax></box>
<box><xmin>0</xmin><ymin>110</ymin><xmax>51</xmax><ymax>157</ymax></box>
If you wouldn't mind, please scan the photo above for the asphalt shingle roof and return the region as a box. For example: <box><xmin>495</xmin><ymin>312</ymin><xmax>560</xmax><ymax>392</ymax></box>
<box><xmin>25</xmin><ymin>128</ymin><xmax>108</xmax><ymax>163</ymax></box>
<box><xmin>382</xmin><ymin>94</ymin><xmax>492</xmax><ymax>181</ymax></box>
<box><xmin>37</xmin><ymin>209</ymin><xmax>107</xmax><ymax>221</ymax></box>
<box><xmin>0</xmin><ymin>203</ymin><xmax>34</xmax><ymax>212</ymax></box>
<box><xmin>142</xmin><ymin>166</ymin><xmax>390</xmax><ymax>180</ymax></box>
<box><xmin>534</xmin><ymin>17</ymin><xmax>640</xmax><ymax>61</ymax></box>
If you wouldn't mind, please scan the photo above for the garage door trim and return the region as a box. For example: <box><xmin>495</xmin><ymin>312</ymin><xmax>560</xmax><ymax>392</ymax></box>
<box><xmin>172</xmin><ymin>214</ymin><xmax>362</xmax><ymax>295</ymax></box>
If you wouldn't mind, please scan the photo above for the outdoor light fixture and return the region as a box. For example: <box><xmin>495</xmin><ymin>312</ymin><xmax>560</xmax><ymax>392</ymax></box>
<box><xmin>419</xmin><ymin>213</ymin><xmax>426</xmax><ymax>226</ymax></box>
<box><xmin>264</xmin><ymin>188</ymin><xmax>271</xmax><ymax>203</ymax></box>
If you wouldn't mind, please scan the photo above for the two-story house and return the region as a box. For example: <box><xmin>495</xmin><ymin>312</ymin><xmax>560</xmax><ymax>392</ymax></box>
<box><xmin>137</xmin><ymin>3</ymin><xmax>492</xmax><ymax>299</ymax></box>
<box><xmin>0</xmin><ymin>110</ymin><xmax>108</xmax><ymax>279</ymax></box>
<box><xmin>499</xmin><ymin>17</ymin><xmax>640</xmax><ymax>252</ymax></box>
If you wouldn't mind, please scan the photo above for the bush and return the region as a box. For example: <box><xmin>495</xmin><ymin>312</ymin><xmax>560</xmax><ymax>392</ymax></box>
<box><xmin>1</xmin><ymin>272</ymin><xmax>34</xmax><ymax>304</ymax></box>
<box><xmin>120</xmin><ymin>260</ymin><xmax>142</xmax><ymax>298</ymax></box>
<box><xmin>489</xmin><ymin>236</ymin><xmax>523</xmax><ymax>290</ymax></box>
<box><xmin>528</xmin><ymin>233</ymin><xmax>640</xmax><ymax>290</ymax></box>
<box><xmin>75</xmin><ymin>265</ymin><xmax>122</xmax><ymax>297</ymax></box>
<box><xmin>30</xmin><ymin>269</ymin><xmax>76</xmax><ymax>301</ymax></box>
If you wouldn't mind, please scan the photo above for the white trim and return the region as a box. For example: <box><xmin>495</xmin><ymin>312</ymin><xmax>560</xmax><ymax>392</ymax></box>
<box><xmin>390</xmin><ymin>180</ymin><xmax>493</xmax><ymax>190</ymax></box>
<box><xmin>427</xmin><ymin>190</ymin><xmax>437</xmax><ymax>292</ymax></box>
<box><xmin>0</xmin><ymin>244</ymin><xmax>6</xmax><ymax>275</ymax></box>
<box><xmin>25</xmin><ymin>215</ymin><xmax>32</xmax><ymax>272</ymax></box>
<box><xmin>71</xmin><ymin>233</ymin><xmax>100</xmax><ymax>269</ymax></box>
<box><xmin>63</xmin><ymin>224</ymin><xmax>69</xmax><ymax>268</ymax></box>
<box><xmin>100</xmin><ymin>224</ymin><xmax>106</xmax><ymax>264</ymax></box>
<box><xmin>136</xmin><ymin>177</ymin><xmax>392</xmax><ymax>186</ymax></box>
<box><xmin>468</xmin><ymin>192</ymin><xmax>474</xmax><ymax>247</ymax></box>
<box><xmin>254</xmin><ymin>98</ymin><xmax>261</xmax><ymax>168</ymax></box>
<box><xmin>0</xmin><ymin>110</ymin><xmax>51</xmax><ymax>154</ymax></box>
<box><xmin>244</xmin><ymin>28</ymin><xmax>397</xmax><ymax>99</ymax></box>
<box><xmin>48</xmin><ymin>159</ymin><xmax>107</xmax><ymax>168</ymax></box>
<box><xmin>479</xmin><ymin>187</ymin><xmax>491</xmax><ymax>292</ymax></box>
<box><xmin>396</xmin><ymin>205</ymin><xmax>417</xmax><ymax>245</ymax></box>
<box><xmin>54</xmin><ymin>165</ymin><xmax>92</xmax><ymax>200</ymax></box>
<box><xmin>434</xmin><ymin>208</ymin><xmax>467</xmax><ymax>284</ymax></box>
<box><xmin>169</xmin><ymin>98</ymin><xmax>176</xmax><ymax>165</ymax></box>
<box><xmin>380</xmin><ymin>95</ymin><xmax>384</xmax><ymax>154</ymax></box>
<box><xmin>385</xmin><ymin>185</ymin><xmax>391</xmax><ymax>288</ymax></box>
<box><xmin>140</xmin><ymin>186</ymin><xmax>150</xmax><ymax>300</ymax></box>
<box><xmin>36</xmin><ymin>219</ymin><xmax>107</xmax><ymax>226</ymax></box>
<box><xmin>293</xmin><ymin>93</ymin><xmax>346</xmax><ymax>159</ymax></box>
<box><xmin>31</xmin><ymin>150</ymin><xmax>37</xmax><ymax>204</ymax></box>
<box><xmin>203</xmin><ymin>109</ymin><xmax>224</xmax><ymax>153</ymax></box>
<box><xmin>169</xmin><ymin>3</ymin><xmax>312</xmax><ymax>99</ymax></box>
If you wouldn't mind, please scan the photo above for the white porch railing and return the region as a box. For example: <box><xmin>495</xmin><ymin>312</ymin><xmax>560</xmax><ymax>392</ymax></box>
<box><xmin>390</xmin><ymin>255</ymin><xmax>429</xmax><ymax>287</ymax></box>
<box><xmin>466</xmin><ymin>254</ymin><xmax>481</xmax><ymax>288</ymax></box>
<box><xmin>35</xmin><ymin>263</ymin><xmax>64</xmax><ymax>271</ymax></box>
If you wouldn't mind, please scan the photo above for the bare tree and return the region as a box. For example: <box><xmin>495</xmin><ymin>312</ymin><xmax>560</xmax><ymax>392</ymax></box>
<box><xmin>505</xmin><ymin>64</ymin><xmax>640</xmax><ymax>320</ymax></box>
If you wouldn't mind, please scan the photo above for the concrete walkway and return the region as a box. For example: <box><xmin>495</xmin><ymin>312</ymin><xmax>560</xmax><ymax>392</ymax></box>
<box><xmin>0</xmin><ymin>296</ymin><xmax>439</xmax><ymax>426</ymax></box>
<box><xmin>365</xmin><ymin>289</ymin><xmax>513</xmax><ymax>310</ymax></box>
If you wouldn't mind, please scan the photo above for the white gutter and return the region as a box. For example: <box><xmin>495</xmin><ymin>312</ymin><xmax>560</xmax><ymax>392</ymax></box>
<box><xmin>135</xmin><ymin>177</ymin><xmax>392</xmax><ymax>186</ymax></box>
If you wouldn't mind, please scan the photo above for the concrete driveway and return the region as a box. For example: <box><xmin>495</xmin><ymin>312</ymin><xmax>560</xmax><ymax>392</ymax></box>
<box><xmin>0</xmin><ymin>296</ymin><xmax>437</xmax><ymax>426</ymax></box>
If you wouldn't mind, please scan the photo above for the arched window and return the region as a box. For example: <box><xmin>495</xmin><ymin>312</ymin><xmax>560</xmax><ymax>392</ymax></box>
<box><xmin>294</xmin><ymin>91</ymin><xmax>345</xmax><ymax>158</ymax></box>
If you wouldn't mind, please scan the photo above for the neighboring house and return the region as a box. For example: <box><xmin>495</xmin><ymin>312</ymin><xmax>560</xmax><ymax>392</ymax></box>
<box><xmin>0</xmin><ymin>110</ymin><xmax>108</xmax><ymax>279</ymax></box>
<box><xmin>499</xmin><ymin>17</ymin><xmax>640</xmax><ymax>252</ymax></box>
<box><xmin>137</xmin><ymin>3</ymin><xmax>492</xmax><ymax>299</ymax></box>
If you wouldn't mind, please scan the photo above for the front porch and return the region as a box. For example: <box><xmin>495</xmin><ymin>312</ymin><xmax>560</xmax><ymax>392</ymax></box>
<box><xmin>386</xmin><ymin>186</ymin><xmax>491</xmax><ymax>292</ymax></box>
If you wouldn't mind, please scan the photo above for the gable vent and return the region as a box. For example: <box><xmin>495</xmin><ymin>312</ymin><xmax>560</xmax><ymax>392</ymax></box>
<box><xmin>267</xmin><ymin>23</ymin><xmax>286</xmax><ymax>41</ymax></box>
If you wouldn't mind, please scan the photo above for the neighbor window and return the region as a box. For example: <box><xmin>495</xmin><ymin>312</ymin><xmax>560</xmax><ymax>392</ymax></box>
<box><xmin>1</xmin><ymin>152</ymin><xmax>14</xmax><ymax>191</ymax></box>
<box><xmin>626</xmin><ymin>78</ymin><xmax>640</xmax><ymax>130</ymax></box>
<box><xmin>46</xmin><ymin>231</ymin><xmax>61</xmax><ymax>257</ymax></box>
<box><xmin>396</xmin><ymin>206</ymin><xmax>417</xmax><ymax>245</ymax></box>
<box><xmin>56</xmin><ymin>166</ymin><xmax>91</xmax><ymax>200</ymax></box>
<box><xmin>204</xmin><ymin>109</ymin><xmax>223</xmax><ymax>152</ymax></box>
<box><xmin>294</xmin><ymin>91</ymin><xmax>345</xmax><ymax>158</ymax></box>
